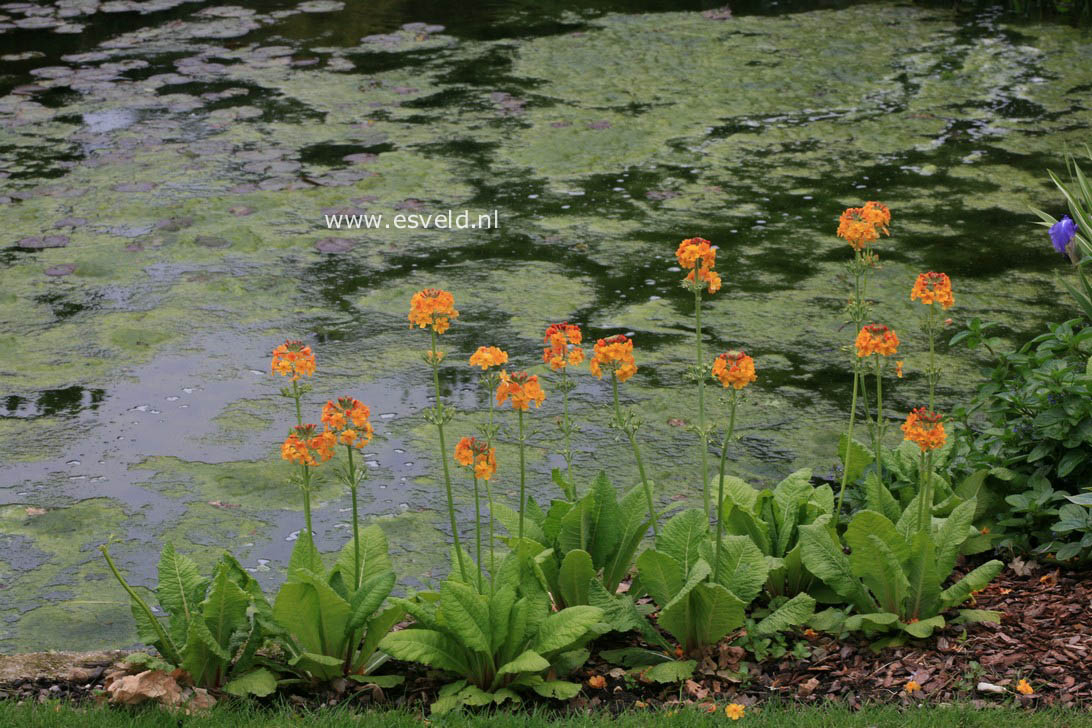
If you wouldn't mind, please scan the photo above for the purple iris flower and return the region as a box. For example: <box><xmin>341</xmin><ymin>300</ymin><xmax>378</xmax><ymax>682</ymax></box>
<box><xmin>1049</xmin><ymin>215</ymin><xmax>1077</xmax><ymax>255</ymax></box>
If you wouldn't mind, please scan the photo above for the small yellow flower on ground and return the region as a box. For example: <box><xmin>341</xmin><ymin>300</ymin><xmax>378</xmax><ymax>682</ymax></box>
<box><xmin>725</xmin><ymin>703</ymin><xmax>745</xmax><ymax>720</ymax></box>
<box><xmin>586</xmin><ymin>675</ymin><xmax>606</xmax><ymax>690</ymax></box>
<box><xmin>1016</xmin><ymin>679</ymin><xmax>1034</xmax><ymax>695</ymax></box>
<box><xmin>905</xmin><ymin>680</ymin><xmax>921</xmax><ymax>694</ymax></box>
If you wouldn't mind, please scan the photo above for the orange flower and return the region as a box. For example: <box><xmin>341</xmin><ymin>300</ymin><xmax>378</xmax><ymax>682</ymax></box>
<box><xmin>684</xmin><ymin>266</ymin><xmax>722</xmax><ymax>294</ymax></box>
<box><xmin>589</xmin><ymin>334</ymin><xmax>637</xmax><ymax>382</ymax></box>
<box><xmin>837</xmin><ymin>201</ymin><xmax>891</xmax><ymax>250</ymax></box>
<box><xmin>408</xmin><ymin>288</ymin><xmax>458</xmax><ymax>334</ymax></box>
<box><xmin>1016</xmin><ymin>679</ymin><xmax>1034</xmax><ymax>695</ymax></box>
<box><xmin>271</xmin><ymin>340</ymin><xmax>316</xmax><ymax>380</ymax></box>
<box><xmin>496</xmin><ymin>370</ymin><xmax>547</xmax><ymax>411</ymax></box>
<box><xmin>281</xmin><ymin>424</ymin><xmax>336</xmax><ymax>466</ymax></box>
<box><xmin>712</xmin><ymin>351</ymin><xmax>757</xmax><ymax>390</ymax></box>
<box><xmin>586</xmin><ymin>675</ymin><xmax>606</xmax><ymax>690</ymax></box>
<box><xmin>905</xmin><ymin>680</ymin><xmax>921</xmax><ymax>694</ymax></box>
<box><xmin>469</xmin><ymin>345</ymin><xmax>508</xmax><ymax>370</ymax></box>
<box><xmin>901</xmin><ymin>407</ymin><xmax>946</xmax><ymax>451</ymax></box>
<box><xmin>725</xmin><ymin>703</ymin><xmax>745</xmax><ymax>720</ymax></box>
<box><xmin>855</xmin><ymin>324</ymin><xmax>899</xmax><ymax>357</ymax></box>
<box><xmin>454</xmin><ymin>436</ymin><xmax>497</xmax><ymax>480</ymax></box>
<box><xmin>543</xmin><ymin>323</ymin><xmax>585</xmax><ymax>370</ymax></box>
<box><xmin>675</xmin><ymin>237</ymin><xmax>716</xmax><ymax>271</ymax></box>
<box><xmin>321</xmin><ymin>396</ymin><xmax>373</xmax><ymax>449</ymax></box>
<box><xmin>895</xmin><ymin>360</ymin><xmax>904</xmax><ymax>378</ymax></box>
<box><xmin>910</xmin><ymin>272</ymin><xmax>955</xmax><ymax>309</ymax></box>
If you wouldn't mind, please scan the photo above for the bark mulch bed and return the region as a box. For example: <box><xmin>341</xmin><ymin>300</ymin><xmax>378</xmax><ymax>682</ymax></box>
<box><xmin>0</xmin><ymin>558</ymin><xmax>1087</xmax><ymax>713</ymax></box>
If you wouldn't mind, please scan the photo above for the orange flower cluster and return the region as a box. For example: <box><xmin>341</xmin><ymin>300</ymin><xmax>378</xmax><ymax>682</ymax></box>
<box><xmin>454</xmin><ymin>436</ymin><xmax>497</xmax><ymax>480</ymax></box>
<box><xmin>321</xmin><ymin>396</ymin><xmax>373</xmax><ymax>449</ymax></box>
<box><xmin>271</xmin><ymin>340</ymin><xmax>316</xmax><ymax>380</ymax></box>
<box><xmin>855</xmin><ymin>324</ymin><xmax>900</xmax><ymax>357</ymax></box>
<box><xmin>408</xmin><ymin>288</ymin><xmax>458</xmax><ymax>334</ymax></box>
<box><xmin>676</xmin><ymin>237</ymin><xmax>721</xmax><ymax>293</ymax></box>
<box><xmin>837</xmin><ymin>201</ymin><xmax>891</xmax><ymax>250</ymax></box>
<box><xmin>589</xmin><ymin>334</ymin><xmax>637</xmax><ymax>382</ymax></box>
<box><xmin>281</xmin><ymin>423</ymin><xmax>336</xmax><ymax>466</ymax></box>
<box><xmin>542</xmin><ymin>323</ymin><xmax>585</xmax><ymax>370</ymax></box>
<box><xmin>496</xmin><ymin>370</ymin><xmax>547</xmax><ymax>410</ymax></box>
<box><xmin>910</xmin><ymin>271</ymin><xmax>954</xmax><ymax>309</ymax></box>
<box><xmin>712</xmin><ymin>351</ymin><xmax>757</xmax><ymax>390</ymax></box>
<box><xmin>901</xmin><ymin>408</ymin><xmax>946</xmax><ymax>451</ymax></box>
<box><xmin>469</xmin><ymin>345</ymin><xmax>508</xmax><ymax>370</ymax></box>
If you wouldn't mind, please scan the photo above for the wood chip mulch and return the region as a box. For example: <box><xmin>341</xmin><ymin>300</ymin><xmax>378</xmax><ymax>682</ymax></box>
<box><xmin>0</xmin><ymin>558</ymin><xmax>1088</xmax><ymax>713</ymax></box>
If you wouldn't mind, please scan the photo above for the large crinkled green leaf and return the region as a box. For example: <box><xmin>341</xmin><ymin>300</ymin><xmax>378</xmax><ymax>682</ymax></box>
<box><xmin>902</xmin><ymin>614</ymin><xmax>945</xmax><ymax>638</ymax></box>
<box><xmin>716</xmin><ymin>474</ymin><xmax>759</xmax><ymax>513</ymax></box>
<box><xmin>532</xmin><ymin>680</ymin><xmax>582</xmax><ymax>699</ymax></box>
<box><xmin>287</xmin><ymin>531</ymin><xmax>324</xmax><ymax>576</ymax></box>
<box><xmin>223</xmin><ymin>668</ymin><xmax>277</xmax><ymax>698</ymax></box>
<box><xmin>357</xmin><ymin>604</ymin><xmax>405</xmax><ymax>673</ymax></box>
<box><xmin>157</xmin><ymin>543</ymin><xmax>208</xmax><ymax>627</ymax></box>
<box><xmin>378</xmin><ymin>629</ymin><xmax>471</xmax><ymax>676</ymax></box>
<box><xmin>862</xmin><ymin>472</ymin><xmax>902</xmax><ymax>524</ymax></box>
<box><xmin>904</xmin><ymin>530</ymin><xmax>941</xmax><ymax>622</ymax></box>
<box><xmin>492</xmin><ymin>502</ymin><xmax>546</xmax><ymax>544</ymax></box>
<box><xmin>656</xmin><ymin>509</ymin><xmax>708</xmax><ymax>574</ymax></box>
<box><xmin>180</xmin><ymin>615</ymin><xmax>229</xmax><ymax>688</ymax></box>
<box><xmin>588</xmin><ymin>579</ymin><xmax>668</xmax><ymax>648</ymax></box>
<box><xmin>935</xmin><ymin>499</ymin><xmax>977</xmax><ymax>578</ymax></box>
<box><xmin>487</xmin><ymin>585</ymin><xmax>517</xmax><ymax>654</ymax></box>
<box><xmin>588</xmin><ymin>471</ymin><xmax>624</xmax><ymax>566</ymax></box>
<box><xmin>721</xmin><ymin>503</ymin><xmax>771</xmax><ymax>555</ymax></box>
<box><xmin>272</xmin><ymin>569</ymin><xmax>350</xmax><ymax>665</ymax></box>
<box><xmin>689</xmin><ymin>581</ymin><xmax>746</xmax><ymax>649</ymax></box>
<box><xmin>846</xmin><ymin>510</ymin><xmax>909</xmax><ymax>567</ymax></box>
<box><xmin>857</xmin><ymin>534</ymin><xmax>909</xmax><ymax>615</ymax></box>
<box><xmin>844</xmin><ymin>612</ymin><xmax>899</xmax><ymax>632</ymax></box>
<box><xmin>657</xmin><ymin>559</ymin><xmax>712</xmax><ymax>648</ymax></box>
<box><xmin>347</xmin><ymin>570</ymin><xmax>395</xmax><ymax>633</ymax></box>
<box><xmin>939</xmin><ymin>560</ymin><xmax>1004</xmax><ymax>610</ymax></box>
<box><xmin>838</xmin><ymin>435</ymin><xmax>873</xmax><ymax>485</ymax></box>
<box><xmin>635</xmin><ymin>548</ymin><xmax>684</xmax><ymax>607</ymax></box>
<box><xmin>534</xmin><ymin>605</ymin><xmax>603</xmax><ymax>655</ymax></box>
<box><xmin>439</xmin><ymin>580</ymin><xmax>491</xmax><ymax>655</ymax></box>
<box><xmin>201</xmin><ymin>564</ymin><xmax>249</xmax><ymax>652</ymax></box>
<box><xmin>642</xmin><ymin>660</ymin><xmax>696</xmax><ymax>683</ymax></box>
<box><xmin>701</xmin><ymin>535</ymin><xmax>767</xmax><ymax>604</ymax></box>
<box><xmin>558</xmin><ymin>549</ymin><xmax>594</xmax><ymax>607</ymax></box>
<box><xmin>500</xmin><ymin>597</ymin><xmax>529</xmax><ymax>667</ymax></box>
<box><xmin>798</xmin><ymin>522</ymin><xmax>874</xmax><ymax>613</ymax></box>
<box><xmin>334</xmin><ymin>525</ymin><xmax>393</xmax><ymax>592</ymax></box>
<box><xmin>495</xmin><ymin>649</ymin><xmax>550</xmax><ymax>680</ymax></box>
<box><xmin>754</xmin><ymin>592</ymin><xmax>816</xmax><ymax>637</ymax></box>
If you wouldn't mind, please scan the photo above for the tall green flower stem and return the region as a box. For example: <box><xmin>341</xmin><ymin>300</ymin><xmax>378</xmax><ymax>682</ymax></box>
<box><xmin>557</xmin><ymin>369</ymin><xmax>578</xmax><ymax>501</ymax></box>
<box><xmin>693</xmin><ymin>282</ymin><xmax>711</xmax><ymax>520</ymax></box>
<box><xmin>337</xmin><ymin>442</ymin><xmax>366</xmax><ymax>671</ymax></box>
<box><xmin>517</xmin><ymin>409</ymin><xmax>528</xmax><ymax>540</ymax></box>
<box><xmin>836</xmin><ymin>248</ymin><xmax>873</xmax><ymax>520</ymax></box>
<box><xmin>917</xmin><ymin>451</ymin><xmax>935</xmax><ymax>540</ymax></box>
<box><xmin>836</xmin><ymin>356</ymin><xmax>863</xmax><ymax>520</ymax></box>
<box><xmin>714</xmin><ymin>389</ymin><xmax>739</xmax><ymax>576</ymax></box>
<box><xmin>925</xmin><ymin>304</ymin><xmax>939</xmax><ymax>411</ymax></box>
<box><xmin>470</xmin><ymin>472</ymin><xmax>483</xmax><ymax>593</ymax></box>
<box><xmin>873</xmin><ymin>356</ymin><xmax>886</xmax><ymax>486</ymax></box>
<box><xmin>611</xmin><ymin>371</ymin><xmax>659</xmax><ymax>536</ymax></box>
<box><xmin>481</xmin><ymin>371</ymin><xmax>501</xmax><ymax>593</ymax></box>
<box><xmin>429</xmin><ymin>330</ymin><xmax>467</xmax><ymax>583</ymax></box>
<box><xmin>287</xmin><ymin>380</ymin><xmax>315</xmax><ymax>538</ymax></box>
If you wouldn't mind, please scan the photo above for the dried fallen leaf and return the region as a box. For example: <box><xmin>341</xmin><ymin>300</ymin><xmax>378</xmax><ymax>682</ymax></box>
<box><xmin>24</xmin><ymin>507</ymin><xmax>46</xmax><ymax>517</ymax></box>
<box><xmin>106</xmin><ymin>670</ymin><xmax>182</xmax><ymax>706</ymax></box>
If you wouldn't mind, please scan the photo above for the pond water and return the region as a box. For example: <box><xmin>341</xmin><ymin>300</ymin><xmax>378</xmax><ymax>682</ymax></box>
<box><xmin>0</xmin><ymin>0</ymin><xmax>1090</xmax><ymax>653</ymax></box>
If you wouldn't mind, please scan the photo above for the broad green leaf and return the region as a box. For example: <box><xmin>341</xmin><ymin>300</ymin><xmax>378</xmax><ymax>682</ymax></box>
<box><xmin>902</xmin><ymin>615</ymin><xmax>945</xmax><ymax>638</ymax></box>
<box><xmin>157</xmin><ymin>543</ymin><xmax>207</xmax><ymax>627</ymax></box>
<box><xmin>657</xmin><ymin>560</ymin><xmax>712</xmax><ymax>648</ymax></box>
<box><xmin>488</xmin><ymin>585</ymin><xmax>517</xmax><ymax>654</ymax></box>
<box><xmin>846</xmin><ymin>510</ymin><xmax>909</xmax><ymax>567</ymax></box>
<box><xmin>603</xmin><ymin>509</ymin><xmax>652</xmax><ymax>593</ymax></box>
<box><xmin>808</xmin><ymin>484</ymin><xmax>835</xmax><ymax>517</ymax></box>
<box><xmin>532</xmin><ymin>680</ymin><xmax>582</xmax><ymax>699</ymax></box>
<box><xmin>642</xmin><ymin>660</ymin><xmax>696</xmax><ymax>683</ymax></box>
<box><xmin>551</xmin><ymin>648</ymin><xmax>591</xmax><ymax>676</ymax></box>
<box><xmin>439</xmin><ymin>580</ymin><xmax>491</xmax><ymax>654</ymax></box>
<box><xmin>635</xmin><ymin>548</ymin><xmax>684</xmax><ymax>607</ymax></box>
<box><xmin>334</xmin><ymin>525</ymin><xmax>393</xmax><ymax>592</ymax></box>
<box><xmin>287</xmin><ymin>531</ymin><xmax>323</xmax><ymax>575</ymax></box>
<box><xmin>492</xmin><ymin>502</ymin><xmax>546</xmax><ymax>544</ymax></box>
<box><xmin>223</xmin><ymin>668</ymin><xmax>277</xmax><ymax>697</ymax></box>
<box><xmin>716</xmin><ymin>475</ymin><xmax>759</xmax><ymax>512</ymax></box>
<box><xmin>495</xmin><ymin>650</ymin><xmax>550</xmax><ymax>679</ymax></box>
<box><xmin>690</xmin><ymin>582</ymin><xmax>746</xmax><ymax>649</ymax></box>
<box><xmin>357</xmin><ymin>604</ymin><xmax>405</xmax><ymax>672</ymax></box>
<box><xmin>599</xmin><ymin>647</ymin><xmax>673</xmax><ymax>667</ymax></box>
<box><xmin>721</xmin><ymin>504</ymin><xmax>771</xmax><ymax>555</ymax></box>
<box><xmin>347</xmin><ymin>571</ymin><xmax>396</xmax><ymax>632</ymax></box>
<box><xmin>954</xmin><ymin>470</ymin><xmax>996</xmax><ymax>521</ymax></box>
<box><xmin>753</xmin><ymin>593</ymin><xmax>816</xmax><ymax>637</ymax></box>
<box><xmin>588</xmin><ymin>472</ymin><xmax>624</xmax><ymax>567</ymax></box>
<box><xmin>542</xmin><ymin>500</ymin><xmax>573</xmax><ymax>544</ymax></box>
<box><xmin>500</xmin><ymin>597</ymin><xmax>529</xmax><ymax>667</ymax></box>
<box><xmin>904</xmin><ymin>531</ymin><xmax>940</xmax><ymax>622</ymax></box>
<box><xmin>798</xmin><ymin>523</ymin><xmax>874</xmax><ymax>612</ymax></box>
<box><xmin>838</xmin><ymin>435</ymin><xmax>873</xmax><ymax>485</ymax></box>
<box><xmin>379</xmin><ymin>629</ymin><xmax>471</xmax><ymax>675</ymax></box>
<box><xmin>534</xmin><ymin>605</ymin><xmax>603</xmax><ymax>655</ymax></box>
<box><xmin>701</xmin><ymin>535</ymin><xmax>767</xmax><ymax>604</ymax></box>
<box><xmin>852</xmin><ymin>534</ymin><xmax>908</xmax><ymax>615</ymax></box>
<box><xmin>180</xmin><ymin>616</ymin><xmax>229</xmax><ymax>688</ymax></box>
<box><xmin>935</xmin><ymin>499</ymin><xmax>977</xmax><ymax>578</ymax></box>
<box><xmin>348</xmin><ymin>674</ymin><xmax>404</xmax><ymax>687</ymax></box>
<box><xmin>201</xmin><ymin>564</ymin><xmax>249</xmax><ymax>652</ymax></box>
<box><xmin>656</xmin><ymin>509</ymin><xmax>708</xmax><ymax>574</ymax></box>
<box><xmin>588</xmin><ymin>581</ymin><xmax>670</xmax><ymax>649</ymax></box>
<box><xmin>844</xmin><ymin>612</ymin><xmax>898</xmax><ymax>632</ymax></box>
<box><xmin>129</xmin><ymin>596</ymin><xmax>175</xmax><ymax>663</ymax></box>
<box><xmin>862</xmin><ymin>472</ymin><xmax>901</xmax><ymax>524</ymax></box>
<box><xmin>272</xmin><ymin>569</ymin><xmax>351</xmax><ymax>664</ymax></box>
<box><xmin>939</xmin><ymin>560</ymin><xmax>1004</xmax><ymax>609</ymax></box>
<box><xmin>558</xmin><ymin>549</ymin><xmax>595</xmax><ymax>607</ymax></box>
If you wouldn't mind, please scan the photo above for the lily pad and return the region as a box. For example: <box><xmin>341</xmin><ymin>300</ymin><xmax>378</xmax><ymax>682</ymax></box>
<box><xmin>44</xmin><ymin>264</ymin><xmax>77</xmax><ymax>277</ymax></box>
